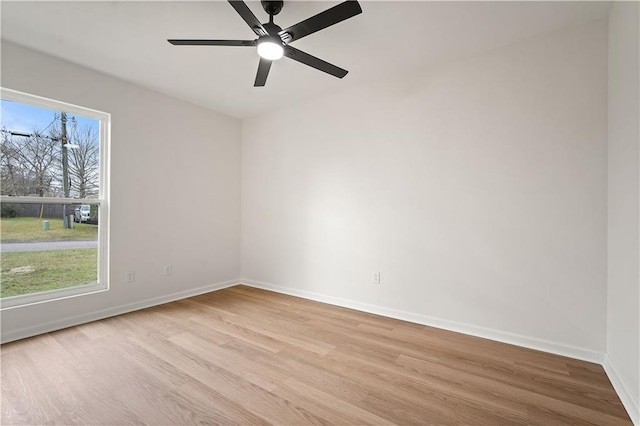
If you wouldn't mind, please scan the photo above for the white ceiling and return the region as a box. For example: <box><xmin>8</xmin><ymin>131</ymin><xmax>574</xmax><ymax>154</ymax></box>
<box><xmin>1</xmin><ymin>1</ymin><xmax>611</xmax><ymax>118</ymax></box>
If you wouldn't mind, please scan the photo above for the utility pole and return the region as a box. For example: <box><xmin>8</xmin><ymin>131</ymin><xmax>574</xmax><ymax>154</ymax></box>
<box><xmin>61</xmin><ymin>112</ymin><xmax>71</xmax><ymax>229</ymax></box>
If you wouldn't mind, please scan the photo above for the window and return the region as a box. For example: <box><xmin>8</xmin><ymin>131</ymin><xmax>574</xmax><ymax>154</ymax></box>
<box><xmin>0</xmin><ymin>88</ymin><xmax>109</xmax><ymax>308</ymax></box>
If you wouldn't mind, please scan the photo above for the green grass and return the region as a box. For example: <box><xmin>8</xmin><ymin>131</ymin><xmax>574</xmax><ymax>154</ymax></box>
<box><xmin>0</xmin><ymin>248</ymin><xmax>98</xmax><ymax>298</ymax></box>
<box><xmin>1</xmin><ymin>217</ymin><xmax>98</xmax><ymax>242</ymax></box>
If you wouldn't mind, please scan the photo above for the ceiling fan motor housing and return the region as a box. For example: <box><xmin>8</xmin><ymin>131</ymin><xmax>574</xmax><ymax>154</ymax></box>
<box><xmin>261</xmin><ymin>1</ymin><xmax>283</xmax><ymax>16</ymax></box>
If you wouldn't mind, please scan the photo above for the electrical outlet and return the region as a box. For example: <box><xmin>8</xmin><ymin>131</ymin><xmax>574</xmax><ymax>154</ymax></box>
<box><xmin>126</xmin><ymin>270</ymin><xmax>135</xmax><ymax>283</ymax></box>
<box><xmin>372</xmin><ymin>272</ymin><xmax>381</xmax><ymax>284</ymax></box>
<box><xmin>163</xmin><ymin>265</ymin><xmax>172</xmax><ymax>276</ymax></box>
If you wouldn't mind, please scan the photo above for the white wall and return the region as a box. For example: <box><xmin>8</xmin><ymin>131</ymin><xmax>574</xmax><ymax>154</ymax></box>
<box><xmin>1</xmin><ymin>41</ymin><xmax>242</xmax><ymax>341</ymax></box>
<box><xmin>242</xmin><ymin>20</ymin><xmax>609</xmax><ymax>360</ymax></box>
<box><xmin>606</xmin><ymin>2</ymin><xmax>640</xmax><ymax>424</ymax></box>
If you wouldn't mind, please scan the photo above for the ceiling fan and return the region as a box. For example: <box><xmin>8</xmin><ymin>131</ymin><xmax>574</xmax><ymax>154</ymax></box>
<box><xmin>168</xmin><ymin>0</ymin><xmax>362</xmax><ymax>87</ymax></box>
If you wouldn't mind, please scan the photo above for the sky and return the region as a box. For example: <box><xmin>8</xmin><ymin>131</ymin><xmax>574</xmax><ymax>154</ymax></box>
<box><xmin>1</xmin><ymin>99</ymin><xmax>99</xmax><ymax>137</ymax></box>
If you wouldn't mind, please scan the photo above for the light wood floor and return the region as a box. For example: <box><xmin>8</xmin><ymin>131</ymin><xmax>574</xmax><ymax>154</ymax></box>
<box><xmin>1</xmin><ymin>285</ymin><xmax>632</xmax><ymax>425</ymax></box>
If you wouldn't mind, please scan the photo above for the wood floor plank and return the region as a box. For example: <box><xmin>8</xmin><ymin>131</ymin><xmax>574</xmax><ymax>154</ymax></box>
<box><xmin>274</xmin><ymin>378</ymin><xmax>398</xmax><ymax>426</ymax></box>
<box><xmin>1</xmin><ymin>285</ymin><xmax>633</xmax><ymax>425</ymax></box>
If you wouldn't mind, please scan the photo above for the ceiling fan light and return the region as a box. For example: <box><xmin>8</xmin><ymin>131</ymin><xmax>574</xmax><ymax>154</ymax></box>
<box><xmin>257</xmin><ymin>38</ymin><xmax>284</xmax><ymax>60</ymax></box>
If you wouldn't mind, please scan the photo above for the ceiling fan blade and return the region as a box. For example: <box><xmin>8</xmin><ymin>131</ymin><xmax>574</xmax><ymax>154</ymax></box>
<box><xmin>284</xmin><ymin>46</ymin><xmax>348</xmax><ymax>79</ymax></box>
<box><xmin>228</xmin><ymin>1</ymin><xmax>268</xmax><ymax>36</ymax></box>
<box><xmin>254</xmin><ymin>58</ymin><xmax>272</xmax><ymax>87</ymax></box>
<box><xmin>279</xmin><ymin>1</ymin><xmax>362</xmax><ymax>43</ymax></box>
<box><xmin>168</xmin><ymin>39</ymin><xmax>256</xmax><ymax>46</ymax></box>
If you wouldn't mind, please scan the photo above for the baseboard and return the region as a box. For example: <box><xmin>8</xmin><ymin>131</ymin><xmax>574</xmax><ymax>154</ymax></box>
<box><xmin>241</xmin><ymin>279</ymin><xmax>605</xmax><ymax>364</ymax></box>
<box><xmin>604</xmin><ymin>354</ymin><xmax>640</xmax><ymax>425</ymax></box>
<box><xmin>1</xmin><ymin>278</ymin><xmax>241</xmax><ymax>344</ymax></box>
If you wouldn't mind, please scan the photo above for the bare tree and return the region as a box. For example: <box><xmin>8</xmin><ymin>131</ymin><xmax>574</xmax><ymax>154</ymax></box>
<box><xmin>1</xmin><ymin>130</ymin><xmax>23</xmax><ymax>196</ymax></box>
<box><xmin>0</xmin><ymin>128</ymin><xmax>59</xmax><ymax>197</ymax></box>
<box><xmin>21</xmin><ymin>131</ymin><xmax>59</xmax><ymax>196</ymax></box>
<box><xmin>68</xmin><ymin>124</ymin><xmax>99</xmax><ymax>198</ymax></box>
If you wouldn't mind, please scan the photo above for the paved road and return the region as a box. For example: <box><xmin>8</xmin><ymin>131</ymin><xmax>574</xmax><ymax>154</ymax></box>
<box><xmin>1</xmin><ymin>240</ymin><xmax>98</xmax><ymax>253</ymax></box>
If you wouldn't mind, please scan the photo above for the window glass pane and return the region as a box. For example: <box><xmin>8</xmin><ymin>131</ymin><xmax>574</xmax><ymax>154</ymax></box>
<box><xmin>1</xmin><ymin>99</ymin><xmax>100</xmax><ymax>199</ymax></box>
<box><xmin>1</xmin><ymin>202</ymin><xmax>98</xmax><ymax>298</ymax></box>
<box><xmin>1</xmin><ymin>88</ymin><xmax>107</xmax><ymax>306</ymax></box>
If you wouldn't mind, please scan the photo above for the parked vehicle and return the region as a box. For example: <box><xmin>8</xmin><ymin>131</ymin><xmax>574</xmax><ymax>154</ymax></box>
<box><xmin>74</xmin><ymin>205</ymin><xmax>91</xmax><ymax>223</ymax></box>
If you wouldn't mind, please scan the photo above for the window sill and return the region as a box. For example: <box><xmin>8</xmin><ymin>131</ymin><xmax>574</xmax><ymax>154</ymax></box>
<box><xmin>1</xmin><ymin>282</ymin><xmax>109</xmax><ymax>310</ymax></box>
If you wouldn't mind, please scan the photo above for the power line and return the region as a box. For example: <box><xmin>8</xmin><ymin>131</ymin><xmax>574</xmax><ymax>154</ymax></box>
<box><xmin>41</xmin><ymin>115</ymin><xmax>58</xmax><ymax>133</ymax></box>
<box><xmin>1</xmin><ymin>113</ymin><xmax>61</xmax><ymax>139</ymax></box>
<box><xmin>1</xmin><ymin>129</ymin><xmax>61</xmax><ymax>142</ymax></box>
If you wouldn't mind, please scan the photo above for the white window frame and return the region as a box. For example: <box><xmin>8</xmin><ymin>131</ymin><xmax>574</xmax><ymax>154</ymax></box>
<box><xmin>0</xmin><ymin>88</ymin><xmax>110</xmax><ymax>309</ymax></box>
